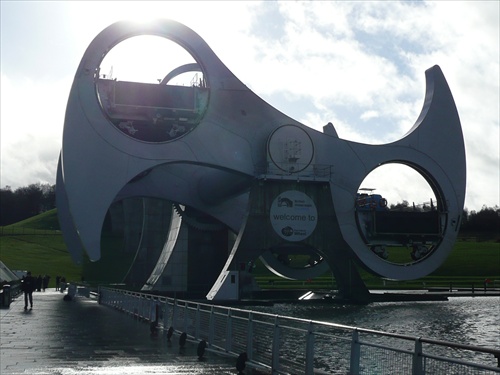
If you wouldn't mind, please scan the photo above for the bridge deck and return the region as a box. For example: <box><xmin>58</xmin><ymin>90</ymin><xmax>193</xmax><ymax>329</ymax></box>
<box><xmin>1</xmin><ymin>289</ymin><xmax>255</xmax><ymax>375</ymax></box>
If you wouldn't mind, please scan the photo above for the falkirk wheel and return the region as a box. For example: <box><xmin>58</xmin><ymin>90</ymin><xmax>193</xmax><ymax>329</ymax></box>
<box><xmin>56</xmin><ymin>19</ymin><xmax>466</xmax><ymax>302</ymax></box>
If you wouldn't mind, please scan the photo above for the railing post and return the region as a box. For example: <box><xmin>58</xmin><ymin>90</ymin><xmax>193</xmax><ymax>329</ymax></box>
<box><xmin>349</xmin><ymin>329</ymin><xmax>360</xmax><ymax>375</ymax></box>
<box><xmin>134</xmin><ymin>294</ymin><xmax>139</xmax><ymax>317</ymax></box>
<box><xmin>246</xmin><ymin>312</ymin><xmax>254</xmax><ymax>361</ymax></box>
<box><xmin>119</xmin><ymin>290</ymin><xmax>123</xmax><ymax>310</ymax></box>
<box><xmin>132</xmin><ymin>293</ymin><xmax>136</xmax><ymax>314</ymax></box>
<box><xmin>146</xmin><ymin>296</ymin><xmax>151</xmax><ymax>320</ymax></box>
<box><xmin>128</xmin><ymin>293</ymin><xmax>133</xmax><ymax>314</ymax></box>
<box><xmin>172</xmin><ymin>299</ymin><xmax>178</xmax><ymax>328</ymax></box>
<box><xmin>163</xmin><ymin>299</ymin><xmax>169</xmax><ymax>329</ymax></box>
<box><xmin>305</xmin><ymin>321</ymin><xmax>315</xmax><ymax>375</ymax></box>
<box><xmin>183</xmin><ymin>301</ymin><xmax>188</xmax><ymax>334</ymax></box>
<box><xmin>272</xmin><ymin>316</ymin><xmax>280</xmax><ymax>374</ymax></box>
<box><xmin>144</xmin><ymin>295</ymin><xmax>148</xmax><ymax>319</ymax></box>
<box><xmin>133</xmin><ymin>294</ymin><xmax>139</xmax><ymax>318</ymax></box>
<box><xmin>412</xmin><ymin>338</ymin><xmax>424</xmax><ymax>375</ymax></box>
<box><xmin>155</xmin><ymin>300</ymin><xmax>160</xmax><ymax>323</ymax></box>
<box><xmin>195</xmin><ymin>304</ymin><xmax>201</xmax><ymax>340</ymax></box>
<box><xmin>150</xmin><ymin>298</ymin><xmax>156</xmax><ymax>321</ymax></box>
<box><xmin>226</xmin><ymin>309</ymin><xmax>233</xmax><ymax>352</ymax></box>
<box><xmin>209</xmin><ymin>306</ymin><xmax>215</xmax><ymax>345</ymax></box>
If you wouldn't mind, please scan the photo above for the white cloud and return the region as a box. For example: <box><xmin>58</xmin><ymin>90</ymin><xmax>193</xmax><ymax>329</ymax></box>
<box><xmin>244</xmin><ymin>1</ymin><xmax>499</xmax><ymax>210</ymax></box>
<box><xmin>0</xmin><ymin>74</ymin><xmax>71</xmax><ymax>187</ymax></box>
<box><xmin>360</xmin><ymin>111</ymin><xmax>380</xmax><ymax>121</ymax></box>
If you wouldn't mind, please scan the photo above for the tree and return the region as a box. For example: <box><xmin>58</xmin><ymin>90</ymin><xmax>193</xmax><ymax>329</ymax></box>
<box><xmin>462</xmin><ymin>205</ymin><xmax>500</xmax><ymax>232</ymax></box>
<box><xmin>0</xmin><ymin>183</ymin><xmax>56</xmax><ymax>226</ymax></box>
<box><xmin>389</xmin><ymin>200</ymin><xmax>410</xmax><ymax>211</ymax></box>
<box><xmin>0</xmin><ymin>186</ymin><xmax>17</xmax><ymax>225</ymax></box>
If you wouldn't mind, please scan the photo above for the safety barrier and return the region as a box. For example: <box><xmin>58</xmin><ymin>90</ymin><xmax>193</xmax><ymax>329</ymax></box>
<box><xmin>0</xmin><ymin>227</ymin><xmax>61</xmax><ymax>235</ymax></box>
<box><xmin>98</xmin><ymin>287</ymin><xmax>500</xmax><ymax>374</ymax></box>
<box><xmin>254</xmin><ymin>162</ymin><xmax>333</xmax><ymax>180</ymax></box>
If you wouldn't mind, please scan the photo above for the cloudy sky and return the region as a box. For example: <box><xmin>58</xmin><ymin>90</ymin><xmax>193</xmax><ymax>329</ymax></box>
<box><xmin>1</xmin><ymin>1</ymin><xmax>498</xmax><ymax>212</ymax></box>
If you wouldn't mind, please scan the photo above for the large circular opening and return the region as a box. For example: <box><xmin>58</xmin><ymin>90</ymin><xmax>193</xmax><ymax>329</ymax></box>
<box><xmin>356</xmin><ymin>163</ymin><xmax>442</xmax><ymax>265</ymax></box>
<box><xmin>260</xmin><ymin>245</ymin><xmax>329</xmax><ymax>281</ymax></box>
<box><xmin>359</xmin><ymin>164</ymin><xmax>437</xmax><ymax>210</ymax></box>
<box><xmin>96</xmin><ymin>35</ymin><xmax>208</xmax><ymax>143</ymax></box>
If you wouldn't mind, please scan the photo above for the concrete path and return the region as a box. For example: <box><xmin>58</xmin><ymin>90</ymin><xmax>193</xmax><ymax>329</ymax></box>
<box><xmin>1</xmin><ymin>289</ymin><xmax>246</xmax><ymax>374</ymax></box>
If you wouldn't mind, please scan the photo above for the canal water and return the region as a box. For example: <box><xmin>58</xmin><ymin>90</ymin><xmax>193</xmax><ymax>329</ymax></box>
<box><xmin>245</xmin><ymin>296</ymin><xmax>499</xmax><ymax>348</ymax></box>
<box><xmin>238</xmin><ymin>295</ymin><xmax>500</xmax><ymax>371</ymax></box>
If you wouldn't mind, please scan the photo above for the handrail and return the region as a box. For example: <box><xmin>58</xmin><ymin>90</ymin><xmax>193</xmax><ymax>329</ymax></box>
<box><xmin>0</xmin><ymin>227</ymin><xmax>61</xmax><ymax>236</ymax></box>
<box><xmin>97</xmin><ymin>287</ymin><xmax>500</xmax><ymax>374</ymax></box>
<box><xmin>254</xmin><ymin>162</ymin><xmax>333</xmax><ymax>180</ymax></box>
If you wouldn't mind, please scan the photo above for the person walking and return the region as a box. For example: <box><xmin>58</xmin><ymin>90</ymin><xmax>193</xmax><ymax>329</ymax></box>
<box><xmin>22</xmin><ymin>271</ymin><xmax>35</xmax><ymax>310</ymax></box>
<box><xmin>55</xmin><ymin>275</ymin><xmax>61</xmax><ymax>291</ymax></box>
<box><xmin>42</xmin><ymin>275</ymin><xmax>50</xmax><ymax>291</ymax></box>
<box><xmin>36</xmin><ymin>274</ymin><xmax>42</xmax><ymax>292</ymax></box>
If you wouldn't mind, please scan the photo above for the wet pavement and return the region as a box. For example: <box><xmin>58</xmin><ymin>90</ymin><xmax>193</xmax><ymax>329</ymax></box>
<box><xmin>0</xmin><ymin>289</ymin><xmax>245</xmax><ymax>374</ymax></box>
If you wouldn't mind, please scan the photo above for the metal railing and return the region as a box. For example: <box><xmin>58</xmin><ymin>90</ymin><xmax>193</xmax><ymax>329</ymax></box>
<box><xmin>98</xmin><ymin>287</ymin><xmax>500</xmax><ymax>374</ymax></box>
<box><xmin>254</xmin><ymin>162</ymin><xmax>333</xmax><ymax>181</ymax></box>
<box><xmin>0</xmin><ymin>227</ymin><xmax>61</xmax><ymax>236</ymax></box>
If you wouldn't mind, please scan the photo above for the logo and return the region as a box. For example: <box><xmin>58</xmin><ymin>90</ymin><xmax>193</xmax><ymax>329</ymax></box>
<box><xmin>278</xmin><ymin>197</ymin><xmax>293</xmax><ymax>207</ymax></box>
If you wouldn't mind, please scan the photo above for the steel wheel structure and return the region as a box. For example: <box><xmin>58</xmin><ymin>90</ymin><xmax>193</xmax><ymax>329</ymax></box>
<box><xmin>57</xmin><ymin>19</ymin><xmax>466</xmax><ymax>302</ymax></box>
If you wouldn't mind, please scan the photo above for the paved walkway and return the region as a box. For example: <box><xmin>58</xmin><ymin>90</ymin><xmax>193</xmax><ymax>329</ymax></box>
<box><xmin>1</xmin><ymin>289</ymin><xmax>247</xmax><ymax>374</ymax></box>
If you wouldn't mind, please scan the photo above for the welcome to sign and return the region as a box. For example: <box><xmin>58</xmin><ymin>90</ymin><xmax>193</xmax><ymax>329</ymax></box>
<box><xmin>270</xmin><ymin>190</ymin><xmax>317</xmax><ymax>241</ymax></box>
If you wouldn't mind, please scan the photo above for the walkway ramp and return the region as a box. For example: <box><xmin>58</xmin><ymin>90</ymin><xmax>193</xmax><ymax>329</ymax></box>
<box><xmin>0</xmin><ymin>290</ymin><xmax>246</xmax><ymax>374</ymax></box>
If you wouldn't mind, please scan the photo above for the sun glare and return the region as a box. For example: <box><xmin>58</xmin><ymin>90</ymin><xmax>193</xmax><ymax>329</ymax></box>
<box><xmin>359</xmin><ymin>164</ymin><xmax>436</xmax><ymax>209</ymax></box>
<box><xmin>99</xmin><ymin>35</ymin><xmax>198</xmax><ymax>85</ymax></box>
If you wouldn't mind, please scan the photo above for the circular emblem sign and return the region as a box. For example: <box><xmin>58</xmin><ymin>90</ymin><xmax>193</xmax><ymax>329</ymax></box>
<box><xmin>267</xmin><ymin>125</ymin><xmax>314</xmax><ymax>173</ymax></box>
<box><xmin>270</xmin><ymin>190</ymin><xmax>317</xmax><ymax>241</ymax></box>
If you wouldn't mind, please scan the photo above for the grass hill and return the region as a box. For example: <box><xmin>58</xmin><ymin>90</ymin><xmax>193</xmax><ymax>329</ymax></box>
<box><xmin>1</xmin><ymin>209</ymin><xmax>499</xmax><ymax>290</ymax></box>
<box><xmin>0</xmin><ymin>209</ymin><xmax>82</xmax><ymax>287</ymax></box>
<box><xmin>6</xmin><ymin>209</ymin><xmax>62</xmax><ymax>230</ymax></box>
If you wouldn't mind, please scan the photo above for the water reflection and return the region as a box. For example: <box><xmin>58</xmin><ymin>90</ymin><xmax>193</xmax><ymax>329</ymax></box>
<box><xmin>243</xmin><ymin>296</ymin><xmax>499</xmax><ymax>370</ymax></box>
<box><xmin>245</xmin><ymin>297</ymin><xmax>500</xmax><ymax>348</ymax></box>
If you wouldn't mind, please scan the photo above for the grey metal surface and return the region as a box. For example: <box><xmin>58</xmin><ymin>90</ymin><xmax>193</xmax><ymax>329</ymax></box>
<box><xmin>57</xmin><ymin>19</ymin><xmax>466</xmax><ymax>295</ymax></box>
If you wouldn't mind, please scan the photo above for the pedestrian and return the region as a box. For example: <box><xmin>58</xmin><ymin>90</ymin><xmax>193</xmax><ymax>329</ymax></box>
<box><xmin>22</xmin><ymin>271</ymin><xmax>35</xmax><ymax>310</ymax></box>
<box><xmin>36</xmin><ymin>275</ymin><xmax>43</xmax><ymax>292</ymax></box>
<box><xmin>42</xmin><ymin>275</ymin><xmax>50</xmax><ymax>291</ymax></box>
<box><xmin>55</xmin><ymin>275</ymin><xmax>61</xmax><ymax>291</ymax></box>
<box><xmin>60</xmin><ymin>276</ymin><xmax>67</xmax><ymax>292</ymax></box>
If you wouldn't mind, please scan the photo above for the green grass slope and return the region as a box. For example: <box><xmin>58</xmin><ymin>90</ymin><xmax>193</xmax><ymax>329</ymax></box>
<box><xmin>0</xmin><ymin>209</ymin><xmax>82</xmax><ymax>287</ymax></box>
<box><xmin>7</xmin><ymin>209</ymin><xmax>62</xmax><ymax>230</ymax></box>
